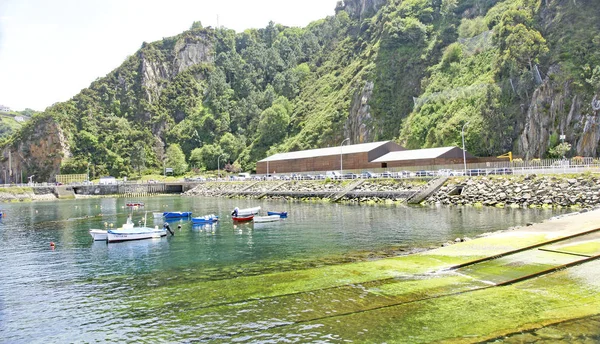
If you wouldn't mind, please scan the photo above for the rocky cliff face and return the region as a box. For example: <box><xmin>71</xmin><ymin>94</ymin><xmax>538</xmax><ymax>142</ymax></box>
<box><xmin>338</xmin><ymin>0</ymin><xmax>387</xmax><ymax>20</ymax></box>
<box><xmin>141</xmin><ymin>33</ymin><xmax>213</xmax><ymax>104</ymax></box>
<box><xmin>518</xmin><ymin>66</ymin><xmax>600</xmax><ymax>159</ymax></box>
<box><xmin>345</xmin><ymin>81</ymin><xmax>376</xmax><ymax>143</ymax></box>
<box><xmin>0</xmin><ymin>117</ymin><xmax>68</xmax><ymax>182</ymax></box>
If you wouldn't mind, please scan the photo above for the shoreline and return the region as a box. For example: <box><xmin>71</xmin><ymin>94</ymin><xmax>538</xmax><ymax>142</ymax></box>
<box><xmin>184</xmin><ymin>174</ymin><xmax>600</xmax><ymax>210</ymax></box>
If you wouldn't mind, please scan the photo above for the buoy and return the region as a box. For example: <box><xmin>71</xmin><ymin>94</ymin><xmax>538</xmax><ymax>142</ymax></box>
<box><xmin>50</xmin><ymin>242</ymin><xmax>55</xmax><ymax>248</ymax></box>
<box><xmin>35</xmin><ymin>210</ymin><xmax>38</xmax><ymax>213</ymax></box>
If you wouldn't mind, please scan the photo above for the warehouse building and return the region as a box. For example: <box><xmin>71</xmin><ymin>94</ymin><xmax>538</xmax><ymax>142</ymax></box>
<box><xmin>256</xmin><ymin>141</ymin><xmax>404</xmax><ymax>174</ymax></box>
<box><xmin>372</xmin><ymin>146</ymin><xmax>476</xmax><ymax>168</ymax></box>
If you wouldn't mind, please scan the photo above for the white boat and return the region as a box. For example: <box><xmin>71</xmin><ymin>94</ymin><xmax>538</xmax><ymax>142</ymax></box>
<box><xmin>153</xmin><ymin>212</ymin><xmax>164</xmax><ymax>218</ymax></box>
<box><xmin>106</xmin><ymin>226</ymin><xmax>167</xmax><ymax>243</ymax></box>
<box><xmin>89</xmin><ymin>229</ymin><xmax>108</xmax><ymax>241</ymax></box>
<box><xmin>253</xmin><ymin>215</ymin><xmax>281</xmax><ymax>223</ymax></box>
<box><xmin>89</xmin><ymin>217</ymin><xmax>136</xmax><ymax>241</ymax></box>
<box><xmin>232</xmin><ymin>206</ymin><xmax>261</xmax><ymax>216</ymax></box>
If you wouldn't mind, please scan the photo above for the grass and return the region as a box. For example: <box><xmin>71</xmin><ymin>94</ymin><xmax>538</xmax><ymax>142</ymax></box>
<box><xmin>0</xmin><ymin>186</ymin><xmax>34</xmax><ymax>194</ymax></box>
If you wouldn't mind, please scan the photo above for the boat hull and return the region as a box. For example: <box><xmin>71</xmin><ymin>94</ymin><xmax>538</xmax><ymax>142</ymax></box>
<box><xmin>267</xmin><ymin>211</ymin><xmax>288</xmax><ymax>218</ymax></box>
<box><xmin>192</xmin><ymin>218</ymin><xmax>218</xmax><ymax>224</ymax></box>
<box><xmin>107</xmin><ymin>228</ymin><xmax>167</xmax><ymax>243</ymax></box>
<box><xmin>232</xmin><ymin>215</ymin><xmax>254</xmax><ymax>222</ymax></box>
<box><xmin>254</xmin><ymin>215</ymin><xmax>281</xmax><ymax>223</ymax></box>
<box><xmin>89</xmin><ymin>229</ymin><xmax>108</xmax><ymax>241</ymax></box>
<box><xmin>163</xmin><ymin>212</ymin><xmax>193</xmax><ymax>219</ymax></box>
<box><xmin>234</xmin><ymin>207</ymin><xmax>261</xmax><ymax>216</ymax></box>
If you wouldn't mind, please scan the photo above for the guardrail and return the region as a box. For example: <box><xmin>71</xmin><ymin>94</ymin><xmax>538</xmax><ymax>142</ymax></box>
<box><xmin>3</xmin><ymin>158</ymin><xmax>599</xmax><ymax>187</ymax></box>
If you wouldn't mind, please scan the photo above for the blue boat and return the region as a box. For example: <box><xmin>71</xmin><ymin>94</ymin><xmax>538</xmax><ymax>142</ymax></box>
<box><xmin>267</xmin><ymin>211</ymin><xmax>288</xmax><ymax>218</ymax></box>
<box><xmin>163</xmin><ymin>212</ymin><xmax>193</xmax><ymax>219</ymax></box>
<box><xmin>192</xmin><ymin>214</ymin><xmax>219</xmax><ymax>224</ymax></box>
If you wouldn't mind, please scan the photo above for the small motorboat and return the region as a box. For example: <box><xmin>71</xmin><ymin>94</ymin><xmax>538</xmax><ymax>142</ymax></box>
<box><xmin>163</xmin><ymin>211</ymin><xmax>193</xmax><ymax>219</ymax></box>
<box><xmin>153</xmin><ymin>212</ymin><xmax>164</xmax><ymax>218</ymax></box>
<box><xmin>107</xmin><ymin>219</ymin><xmax>175</xmax><ymax>243</ymax></box>
<box><xmin>231</xmin><ymin>206</ymin><xmax>261</xmax><ymax>217</ymax></box>
<box><xmin>126</xmin><ymin>201</ymin><xmax>145</xmax><ymax>207</ymax></box>
<box><xmin>192</xmin><ymin>214</ymin><xmax>219</xmax><ymax>224</ymax></box>
<box><xmin>253</xmin><ymin>215</ymin><xmax>281</xmax><ymax>223</ymax></box>
<box><xmin>107</xmin><ymin>227</ymin><xmax>168</xmax><ymax>242</ymax></box>
<box><xmin>89</xmin><ymin>216</ymin><xmax>136</xmax><ymax>241</ymax></box>
<box><xmin>267</xmin><ymin>211</ymin><xmax>288</xmax><ymax>218</ymax></box>
<box><xmin>232</xmin><ymin>215</ymin><xmax>254</xmax><ymax>222</ymax></box>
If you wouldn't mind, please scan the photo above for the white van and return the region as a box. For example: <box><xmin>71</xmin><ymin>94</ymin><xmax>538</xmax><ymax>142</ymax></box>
<box><xmin>99</xmin><ymin>176</ymin><xmax>117</xmax><ymax>185</ymax></box>
<box><xmin>238</xmin><ymin>173</ymin><xmax>251</xmax><ymax>180</ymax></box>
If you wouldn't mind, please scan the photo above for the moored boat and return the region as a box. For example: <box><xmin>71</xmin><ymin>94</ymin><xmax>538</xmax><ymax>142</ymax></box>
<box><xmin>89</xmin><ymin>216</ymin><xmax>136</xmax><ymax>241</ymax></box>
<box><xmin>253</xmin><ymin>215</ymin><xmax>281</xmax><ymax>223</ymax></box>
<box><xmin>232</xmin><ymin>215</ymin><xmax>254</xmax><ymax>222</ymax></box>
<box><xmin>192</xmin><ymin>214</ymin><xmax>219</xmax><ymax>224</ymax></box>
<box><xmin>267</xmin><ymin>211</ymin><xmax>288</xmax><ymax>218</ymax></box>
<box><xmin>107</xmin><ymin>227</ymin><xmax>167</xmax><ymax>242</ymax></box>
<box><xmin>163</xmin><ymin>211</ymin><xmax>193</xmax><ymax>218</ymax></box>
<box><xmin>231</xmin><ymin>206</ymin><xmax>261</xmax><ymax>217</ymax></box>
<box><xmin>89</xmin><ymin>229</ymin><xmax>108</xmax><ymax>241</ymax></box>
<box><xmin>126</xmin><ymin>201</ymin><xmax>145</xmax><ymax>207</ymax></box>
<box><xmin>153</xmin><ymin>212</ymin><xmax>164</xmax><ymax>218</ymax></box>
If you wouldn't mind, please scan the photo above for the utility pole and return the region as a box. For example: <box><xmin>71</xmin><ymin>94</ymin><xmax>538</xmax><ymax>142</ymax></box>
<box><xmin>462</xmin><ymin>122</ymin><xmax>470</xmax><ymax>174</ymax></box>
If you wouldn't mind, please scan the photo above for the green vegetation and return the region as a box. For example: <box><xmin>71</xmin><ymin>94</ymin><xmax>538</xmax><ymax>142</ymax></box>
<box><xmin>4</xmin><ymin>0</ymin><xmax>600</xmax><ymax>180</ymax></box>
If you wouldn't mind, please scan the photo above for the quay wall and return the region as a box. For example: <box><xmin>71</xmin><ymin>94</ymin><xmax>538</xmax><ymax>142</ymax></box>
<box><xmin>185</xmin><ymin>174</ymin><xmax>600</xmax><ymax>208</ymax></box>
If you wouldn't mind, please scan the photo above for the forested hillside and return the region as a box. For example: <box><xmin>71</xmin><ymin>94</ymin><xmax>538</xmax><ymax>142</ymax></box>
<box><xmin>3</xmin><ymin>0</ymin><xmax>600</xmax><ymax>181</ymax></box>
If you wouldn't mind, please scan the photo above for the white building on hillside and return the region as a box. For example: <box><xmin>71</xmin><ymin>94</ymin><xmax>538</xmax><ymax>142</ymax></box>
<box><xmin>0</xmin><ymin>105</ymin><xmax>11</xmax><ymax>113</ymax></box>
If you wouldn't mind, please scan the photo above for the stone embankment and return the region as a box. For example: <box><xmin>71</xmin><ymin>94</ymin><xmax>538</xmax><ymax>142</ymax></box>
<box><xmin>185</xmin><ymin>179</ymin><xmax>425</xmax><ymax>203</ymax></box>
<box><xmin>427</xmin><ymin>174</ymin><xmax>600</xmax><ymax>208</ymax></box>
<box><xmin>0</xmin><ymin>187</ymin><xmax>57</xmax><ymax>202</ymax></box>
<box><xmin>186</xmin><ymin>174</ymin><xmax>600</xmax><ymax>208</ymax></box>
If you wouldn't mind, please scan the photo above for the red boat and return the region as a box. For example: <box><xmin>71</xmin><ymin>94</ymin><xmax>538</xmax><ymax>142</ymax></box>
<box><xmin>232</xmin><ymin>215</ymin><xmax>254</xmax><ymax>222</ymax></box>
<box><xmin>126</xmin><ymin>201</ymin><xmax>145</xmax><ymax>207</ymax></box>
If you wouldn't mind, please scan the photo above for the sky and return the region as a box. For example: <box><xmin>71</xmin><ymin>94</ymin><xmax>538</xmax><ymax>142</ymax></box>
<box><xmin>0</xmin><ymin>0</ymin><xmax>340</xmax><ymax>111</ymax></box>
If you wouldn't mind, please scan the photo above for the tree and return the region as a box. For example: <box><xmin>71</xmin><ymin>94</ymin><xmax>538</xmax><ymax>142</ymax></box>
<box><xmin>548</xmin><ymin>142</ymin><xmax>572</xmax><ymax>159</ymax></box>
<box><xmin>196</xmin><ymin>144</ymin><xmax>227</xmax><ymax>170</ymax></box>
<box><xmin>219</xmin><ymin>133</ymin><xmax>245</xmax><ymax>162</ymax></box>
<box><xmin>130</xmin><ymin>145</ymin><xmax>146</xmax><ymax>177</ymax></box>
<box><xmin>190</xmin><ymin>21</ymin><xmax>203</xmax><ymax>30</ymax></box>
<box><xmin>257</xmin><ymin>105</ymin><xmax>290</xmax><ymax>147</ymax></box>
<box><xmin>165</xmin><ymin>144</ymin><xmax>188</xmax><ymax>175</ymax></box>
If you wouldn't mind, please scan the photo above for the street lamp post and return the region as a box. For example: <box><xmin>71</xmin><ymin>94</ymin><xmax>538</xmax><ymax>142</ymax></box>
<box><xmin>340</xmin><ymin>138</ymin><xmax>350</xmax><ymax>176</ymax></box>
<box><xmin>462</xmin><ymin>122</ymin><xmax>470</xmax><ymax>174</ymax></box>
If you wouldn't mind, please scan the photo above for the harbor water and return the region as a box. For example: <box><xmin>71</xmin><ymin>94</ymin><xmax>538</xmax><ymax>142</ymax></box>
<box><xmin>0</xmin><ymin>196</ymin><xmax>563</xmax><ymax>343</ymax></box>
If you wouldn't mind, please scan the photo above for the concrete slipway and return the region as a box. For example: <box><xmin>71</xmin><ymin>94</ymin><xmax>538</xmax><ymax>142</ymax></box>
<box><xmin>136</xmin><ymin>209</ymin><xmax>600</xmax><ymax>342</ymax></box>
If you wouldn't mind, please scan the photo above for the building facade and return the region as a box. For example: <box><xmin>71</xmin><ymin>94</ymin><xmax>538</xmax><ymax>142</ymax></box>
<box><xmin>256</xmin><ymin>141</ymin><xmax>405</xmax><ymax>174</ymax></box>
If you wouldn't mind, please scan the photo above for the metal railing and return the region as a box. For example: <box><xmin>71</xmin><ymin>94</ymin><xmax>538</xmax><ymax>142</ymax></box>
<box><xmin>3</xmin><ymin>158</ymin><xmax>598</xmax><ymax>187</ymax></box>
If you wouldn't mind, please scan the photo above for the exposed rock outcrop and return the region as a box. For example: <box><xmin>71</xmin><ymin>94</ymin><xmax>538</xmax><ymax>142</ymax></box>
<box><xmin>0</xmin><ymin>116</ymin><xmax>68</xmax><ymax>182</ymax></box>
<box><xmin>518</xmin><ymin>66</ymin><xmax>600</xmax><ymax>159</ymax></box>
<box><xmin>337</xmin><ymin>0</ymin><xmax>386</xmax><ymax>20</ymax></box>
<box><xmin>345</xmin><ymin>81</ymin><xmax>375</xmax><ymax>143</ymax></box>
<box><xmin>141</xmin><ymin>33</ymin><xmax>213</xmax><ymax>104</ymax></box>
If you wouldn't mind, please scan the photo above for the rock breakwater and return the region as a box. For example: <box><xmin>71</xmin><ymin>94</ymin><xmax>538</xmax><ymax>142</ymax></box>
<box><xmin>427</xmin><ymin>174</ymin><xmax>600</xmax><ymax>208</ymax></box>
<box><xmin>186</xmin><ymin>174</ymin><xmax>600</xmax><ymax>209</ymax></box>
